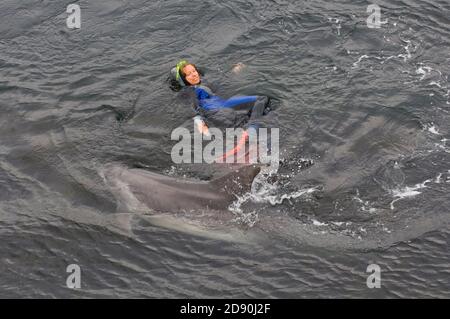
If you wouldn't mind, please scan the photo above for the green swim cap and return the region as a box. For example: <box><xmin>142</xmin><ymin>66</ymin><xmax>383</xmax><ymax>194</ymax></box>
<box><xmin>175</xmin><ymin>60</ymin><xmax>189</xmax><ymax>82</ymax></box>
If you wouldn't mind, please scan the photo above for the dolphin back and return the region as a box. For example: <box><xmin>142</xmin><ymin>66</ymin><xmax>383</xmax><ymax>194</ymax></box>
<box><xmin>210</xmin><ymin>165</ymin><xmax>261</xmax><ymax>195</ymax></box>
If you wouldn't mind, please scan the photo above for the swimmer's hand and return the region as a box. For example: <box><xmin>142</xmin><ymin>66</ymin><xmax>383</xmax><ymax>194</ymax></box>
<box><xmin>193</xmin><ymin>116</ymin><xmax>210</xmax><ymax>137</ymax></box>
<box><xmin>231</xmin><ymin>62</ymin><xmax>245</xmax><ymax>74</ymax></box>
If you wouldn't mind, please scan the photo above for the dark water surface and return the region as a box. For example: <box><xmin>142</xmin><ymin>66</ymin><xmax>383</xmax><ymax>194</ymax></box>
<box><xmin>0</xmin><ymin>0</ymin><xmax>449</xmax><ymax>298</ymax></box>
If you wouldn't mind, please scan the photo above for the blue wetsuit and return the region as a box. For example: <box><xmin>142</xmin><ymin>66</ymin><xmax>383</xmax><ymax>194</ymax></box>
<box><xmin>187</xmin><ymin>83</ymin><xmax>270</xmax><ymax>127</ymax></box>
<box><xmin>194</xmin><ymin>84</ymin><xmax>258</xmax><ymax>111</ymax></box>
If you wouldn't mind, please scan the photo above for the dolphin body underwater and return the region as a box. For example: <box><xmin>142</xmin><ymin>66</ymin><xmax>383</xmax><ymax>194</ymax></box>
<box><xmin>101</xmin><ymin>164</ymin><xmax>266</xmax><ymax>241</ymax></box>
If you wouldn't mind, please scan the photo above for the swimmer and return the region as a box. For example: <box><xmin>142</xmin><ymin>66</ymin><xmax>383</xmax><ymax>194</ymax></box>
<box><xmin>170</xmin><ymin>60</ymin><xmax>272</xmax><ymax>134</ymax></box>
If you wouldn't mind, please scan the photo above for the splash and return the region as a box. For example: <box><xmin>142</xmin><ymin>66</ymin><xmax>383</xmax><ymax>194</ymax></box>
<box><xmin>228</xmin><ymin>164</ymin><xmax>318</xmax><ymax>227</ymax></box>
<box><xmin>389</xmin><ymin>179</ymin><xmax>432</xmax><ymax>210</ymax></box>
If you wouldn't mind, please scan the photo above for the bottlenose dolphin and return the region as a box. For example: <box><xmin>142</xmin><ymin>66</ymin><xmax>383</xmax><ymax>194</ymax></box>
<box><xmin>101</xmin><ymin>164</ymin><xmax>263</xmax><ymax>241</ymax></box>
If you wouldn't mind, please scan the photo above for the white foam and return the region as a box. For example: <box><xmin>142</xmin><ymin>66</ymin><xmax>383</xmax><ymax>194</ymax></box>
<box><xmin>428</xmin><ymin>124</ymin><xmax>440</xmax><ymax>135</ymax></box>
<box><xmin>352</xmin><ymin>55</ymin><xmax>370</xmax><ymax>68</ymax></box>
<box><xmin>312</xmin><ymin>219</ymin><xmax>327</xmax><ymax>226</ymax></box>
<box><xmin>435</xmin><ymin>173</ymin><xmax>442</xmax><ymax>184</ymax></box>
<box><xmin>352</xmin><ymin>193</ymin><xmax>378</xmax><ymax>214</ymax></box>
<box><xmin>399</xmin><ymin>39</ymin><xmax>413</xmax><ymax>61</ymax></box>
<box><xmin>331</xmin><ymin>221</ymin><xmax>344</xmax><ymax>226</ymax></box>
<box><xmin>249</xmin><ymin>165</ymin><xmax>318</xmax><ymax>205</ymax></box>
<box><xmin>265</xmin><ymin>187</ymin><xmax>317</xmax><ymax>205</ymax></box>
<box><xmin>231</xmin><ymin>210</ymin><xmax>259</xmax><ymax>228</ymax></box>
<box><xmin>415</xmin><ymin>65</ymin><xmax>432</xmax><ymax>81</ymax></box>
<box><xmin>390</xmin><ymin>179</ymin><xmax>432</xmax><ymax>209</ymax></box>
<box><xmin>435</xmin><ymin>142</ymin><xmax>450</xmax><ymax>153</ymax></box>
<box><xmin>429</xmin><ymin>81</ymin><xmax>442</xmax><ymax>88</ymax></box>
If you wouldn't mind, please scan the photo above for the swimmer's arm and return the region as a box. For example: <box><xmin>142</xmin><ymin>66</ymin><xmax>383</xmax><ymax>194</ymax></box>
<box><xmin>189</xmin><ymin>87</ymin><xmax>209</xmax><ymax>136</ymax></box>
<box><xmin>193</xmin><ymin>115</ymin><xmax>210</xmax><ymax>136</ymax></box>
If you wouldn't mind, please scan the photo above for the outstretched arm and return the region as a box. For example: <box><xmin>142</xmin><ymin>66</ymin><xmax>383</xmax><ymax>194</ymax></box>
<box><xmin>230</xmin><ymin>62</ymin><xmax>246</xmax><ymax>74</ymax></box>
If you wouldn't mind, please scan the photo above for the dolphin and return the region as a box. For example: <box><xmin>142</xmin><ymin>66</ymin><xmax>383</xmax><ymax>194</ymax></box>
<box><xmin>101</xmin><ymin>164</ymin><xmax>263</xmax><ymax>241</ymax></box>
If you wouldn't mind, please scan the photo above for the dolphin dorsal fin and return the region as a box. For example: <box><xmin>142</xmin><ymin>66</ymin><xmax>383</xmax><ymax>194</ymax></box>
<box><xmin>210</xmin><ymin>165</ymin><xmax>261</xmax><ymax>195</ymax></box>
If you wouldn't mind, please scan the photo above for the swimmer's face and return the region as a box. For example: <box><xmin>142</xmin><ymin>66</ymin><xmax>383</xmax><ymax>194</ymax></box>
<box><xmin>182</xmin><ymin>64</ymin><xmax>200</xmax><ymax>85</ymax></box>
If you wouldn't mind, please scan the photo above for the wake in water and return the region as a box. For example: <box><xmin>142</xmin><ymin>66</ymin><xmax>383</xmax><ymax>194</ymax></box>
<box><xmin>223</xmin><ymin>120</ymin><xmax>449</xmax><ymax>249</ymax></box>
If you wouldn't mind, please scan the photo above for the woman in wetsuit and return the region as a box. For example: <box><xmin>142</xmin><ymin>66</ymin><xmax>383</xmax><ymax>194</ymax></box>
<box><xmin>170</xmin><ymin>60</ymin><xmax>271</xmax><ymax>133</ymax></box>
